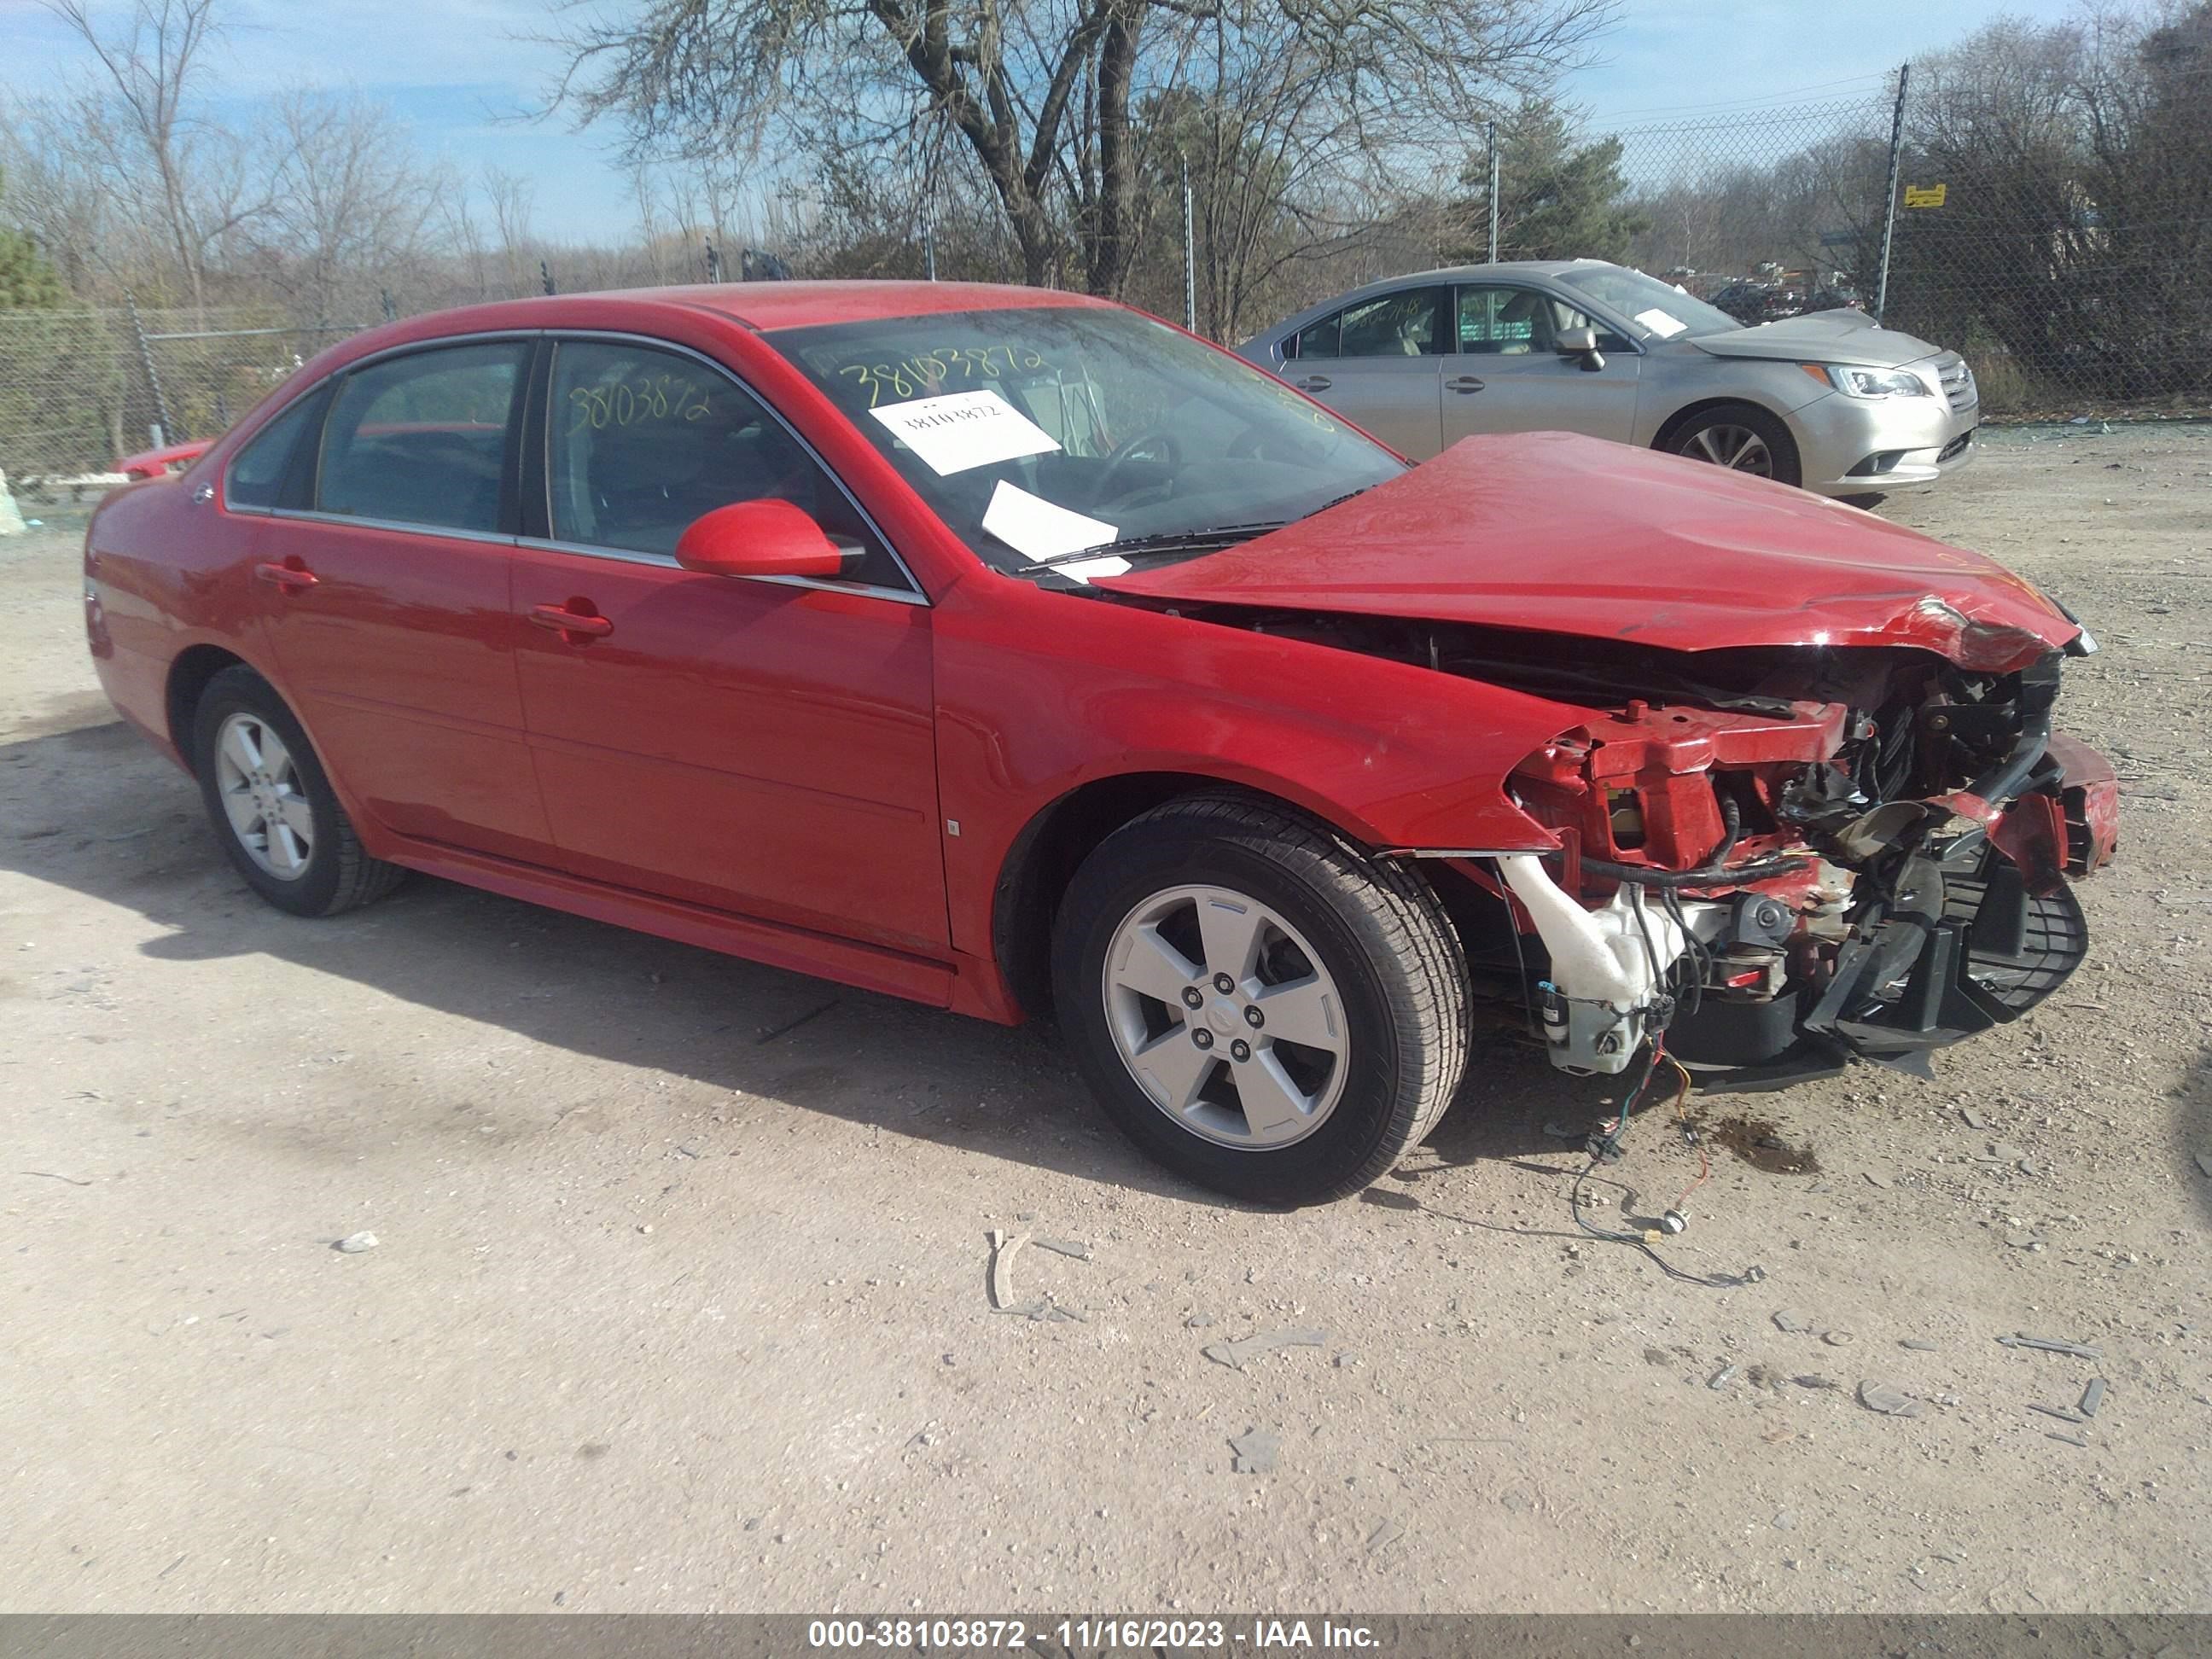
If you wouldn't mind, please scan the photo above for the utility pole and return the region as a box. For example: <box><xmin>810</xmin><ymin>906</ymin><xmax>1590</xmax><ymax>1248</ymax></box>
<box><xmin>1181</xmin><ymin>154</ymin><xmax>1196</xmax><ymax>331</ymax></box>
<box><xmin>1487</xmin><ymin>120</ymin><xmax>1501</xmax><ymax>264</ymax></box>
<box><xmin>539</xmin><ymin>259</ymin><xmax>556</xmax><ymax>296</ymax></box>
<box><xmin>1875</xmin><ymin>62</ymin><xmax>1911</xmax><ymax>323</ymax></box>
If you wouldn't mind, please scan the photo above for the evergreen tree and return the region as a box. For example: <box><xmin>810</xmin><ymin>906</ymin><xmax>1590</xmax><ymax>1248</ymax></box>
<box><xmin>0</xmin><ymin>169</ymin><xmax>66</xmax><ymax>309</ymax></box>
<box><xmin>1459</xmin><ymin>96</ymin><xmax>1650</xmax><ymax>264</ymax></box>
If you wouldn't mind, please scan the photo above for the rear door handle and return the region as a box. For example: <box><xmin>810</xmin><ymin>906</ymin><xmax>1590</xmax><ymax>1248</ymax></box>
<box><xmin>1446</xmin><ymin>375</ymin><xmax>1487</xmax><ymax>393</ymax></box>
<box><xmin>253</xmin><ymin>560</ymin><xmax>318</xmax><ymax>591</ymax></box>
<box><xmin>1295</xmin><ymin>375</ymin><xmax>1332</xmax><ymax>392</ymax></box>
<box><xmin>529</xmin><ymin>602</ymin><xmax>614</xmax><ymax>639</ymax></box>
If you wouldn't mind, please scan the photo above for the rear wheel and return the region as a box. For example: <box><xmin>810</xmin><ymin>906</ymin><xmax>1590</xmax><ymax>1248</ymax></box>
<box><xmin>190</xmin><ymin>666</ymin><xmax>406</xmax><ymax>917</ymax></box>
<box><xmin>1051</xmin><ymin>794</ymin><xmax>1469</xmax><ymax>1206</ymax></box>
<box><xmin>1663</xmin><ymin>402</ymin><xmax>1800</xmax><ymax>486</ymax></box>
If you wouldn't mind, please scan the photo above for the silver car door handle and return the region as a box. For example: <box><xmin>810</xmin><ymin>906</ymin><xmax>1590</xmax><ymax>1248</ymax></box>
<box><xmin>1295</xmin><ymin>375</ymin><xmax>1332</xmax><ymax>392</ymax></box>
<box><xmin>1446</xmin><ymin>375</ymin><xmax>1487</xmax><ymax>393</ymax></box>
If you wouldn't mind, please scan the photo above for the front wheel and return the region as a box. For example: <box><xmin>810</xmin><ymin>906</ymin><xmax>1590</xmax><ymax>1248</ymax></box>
<box><xmin>1663</xmin><ymin>402</ymin><xmax>1800</xmax><ymax>486</ymax></box>
<box><xmin>1051</xmin><ymin>794</ymin><xmax>1470</xmax><ymax>1206</ymax></box>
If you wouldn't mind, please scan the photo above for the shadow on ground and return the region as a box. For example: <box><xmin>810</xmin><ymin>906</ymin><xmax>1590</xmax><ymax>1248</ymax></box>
<box><xmin>3</xmin><ymin>714</ymin><xmax>1658</xmax><ymax>1206</ymax></box>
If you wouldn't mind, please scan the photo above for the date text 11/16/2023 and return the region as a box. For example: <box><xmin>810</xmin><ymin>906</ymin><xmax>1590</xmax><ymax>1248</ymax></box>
<box><xmin>805</xmin><ymin>1618</ymin><xmax>1381</xmax><ymax>1650</ymax></box>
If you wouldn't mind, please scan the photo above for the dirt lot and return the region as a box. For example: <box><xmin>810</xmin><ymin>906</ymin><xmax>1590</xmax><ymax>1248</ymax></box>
<box><xmin>2</xmin><ymin>425</ymin><xmax>2208</xmax><ymax>1616</ymax></box>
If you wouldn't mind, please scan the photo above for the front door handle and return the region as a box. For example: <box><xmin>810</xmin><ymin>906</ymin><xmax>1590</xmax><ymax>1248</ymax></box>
<box><xmin>1446</xmin><ymin>375</ymin><xmax>1487</xmax><ymax>393</ymax></box>
<box><xmin>253</xmin><ymin>559</ymin><xmax>318</xmax><ymax>591</ymax></box>
<box><xmin>529</xmin><ymin>602</ymin><xmax>614</xmax><ymax>639</ymax></box>
<box><xmin>1295</xmin><ymin>375</ymin><xmax>1332</xmax><ymax>392</ymax></box>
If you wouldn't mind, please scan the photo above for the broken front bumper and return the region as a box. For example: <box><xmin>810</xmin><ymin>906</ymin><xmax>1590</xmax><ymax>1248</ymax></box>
<box><xmin>1676</xmin><ymin>738</ymin><xmax>2118</xmax><ymax>1089</ymax></box>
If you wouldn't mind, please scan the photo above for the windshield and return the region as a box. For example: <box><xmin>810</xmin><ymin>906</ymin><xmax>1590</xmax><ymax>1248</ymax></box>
<box><xmin>773</xmin><ymin>306</ymin><xmax>1404</xmax><ymax>577</ymax></box>
<box><xmin>1555</xmin><ymin>265</ymin><xmax>1743</xmax><ymax>341</ymax></box>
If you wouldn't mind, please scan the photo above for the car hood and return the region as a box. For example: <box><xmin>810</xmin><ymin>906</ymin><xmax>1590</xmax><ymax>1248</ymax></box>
<box><xmin>1688</xmin><ymin>308</ymin><xmax>1940</xmax><ymax>367</ymax></box>
<box><xmin>1093</xmin><ymin>432</ymin><xmax>2077</xmax><ymax>672</ymax></box>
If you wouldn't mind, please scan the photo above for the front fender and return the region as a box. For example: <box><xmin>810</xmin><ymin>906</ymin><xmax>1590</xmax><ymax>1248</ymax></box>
<box><xmin>932</xmin><ymin>578</ymin><xmax>1582</xmax><ymax>973</ymax></box>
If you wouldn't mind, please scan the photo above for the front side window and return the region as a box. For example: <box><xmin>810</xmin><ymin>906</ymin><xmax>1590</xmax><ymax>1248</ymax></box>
<box><xmin>1336</xmin><ymin>288</ymin><xmax>1447</xmax><ymax>358</ymax></box>
<box><xmin>774</xmin><ymin>306</ymin><xmax>1404</xmax><ymax>577</ymax></box>
<box><xmin>317</xmin><ymin>342</ymin><xmax>526</xmax><ymax>533</ymax></box>
<box><xmin>1458</xmin><ymin>286</ymin><xmax>1635</xmax><ymax>355</ymax></box>
<box><xmin>225</xmin><ymin>392</ymin><xmax>320</xmax><ymax>512</ymax></box>
<box><xmin>544</xmin><ymin>339</ymin><xmax>906</xmax><ymax>589</ymax></box>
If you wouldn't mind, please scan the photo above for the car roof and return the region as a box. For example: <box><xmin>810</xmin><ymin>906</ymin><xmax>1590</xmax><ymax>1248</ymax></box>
<box><xmin>297</xmin><ymin>280</ymin><xmax>1121</xmax><ymax>379</ymax></box>
<box><xmin>661</xmin><ymin>279</ymin><xmax>1115</xmax><ymax>331</ymax></box>
<box><xmin>1246</xmin><ymin>260</ymin><xmax>1621</xmax><ymax>344</ymax></box>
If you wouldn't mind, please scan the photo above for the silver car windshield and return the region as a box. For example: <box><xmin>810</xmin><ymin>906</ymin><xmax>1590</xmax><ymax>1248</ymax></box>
<box><xmin>774</xmin><ymin>306</ymin><xmax>1405</xmax><ymax>576</ymax></box>
<box><xmin>1555</xmin><ymin>267</ymin><xmax>1743</xmax><ymax>341</ymax></box>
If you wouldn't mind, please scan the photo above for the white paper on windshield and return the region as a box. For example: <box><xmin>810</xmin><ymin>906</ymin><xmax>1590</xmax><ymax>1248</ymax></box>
<box><xmin>1634</xmin><ymin>307</ymin><xmax>1689</xmax><ymax>339</ymax></box>
<box><xmin>981</xmin><ymin>480</ymin><xmax>1127</xmax><ymax>581</ymax></box>
<box><xmin>868</xmin><ymin>388</ymin><xmax>1060</xmax><ymax>475</ymax></box>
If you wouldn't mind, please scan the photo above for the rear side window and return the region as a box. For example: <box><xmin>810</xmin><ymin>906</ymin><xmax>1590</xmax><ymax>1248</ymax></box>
<box><xmin>1337</xmin><ymin>288</ymin><xmax>1448</xmax><ymax>358</ymax></box>
<box><xmin>317</xmin><ymin>342</ymin><xmax>527</xmax><ymax>533</ymax></box>
<box><xmin>1291</xmin><ymin>313</ymin><xmax>1341</xmax><ymax>360</ymax></box>
<box><xmin>545</xmin><ymin>338</ymin><xmax>909</xmax><ymax>590</ymax></box>
<box><xmin>225</xmin><ymin>393</ymin><xmax>319</xmax><ymax>512</ymax></box>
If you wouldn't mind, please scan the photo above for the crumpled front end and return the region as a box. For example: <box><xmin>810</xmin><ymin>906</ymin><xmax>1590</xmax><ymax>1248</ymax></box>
<box><xmin>1491</xmin><ymin>646</ymin><xmax>2117</xmax><ymax>1086</ymax></box>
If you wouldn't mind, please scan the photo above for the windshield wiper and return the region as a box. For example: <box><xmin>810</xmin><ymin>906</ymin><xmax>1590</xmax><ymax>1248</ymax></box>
<box><xmin>1025</xmin><ymin>521</ymin><xmax>1289</xmax><ymax>571</ymax></box>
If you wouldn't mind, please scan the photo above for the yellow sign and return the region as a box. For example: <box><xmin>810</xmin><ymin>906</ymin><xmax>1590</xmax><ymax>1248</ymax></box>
<box><xmin>1903</xmin><ymin>183</ymin><xmax>1947</xmax><ymax>208</ymax></box>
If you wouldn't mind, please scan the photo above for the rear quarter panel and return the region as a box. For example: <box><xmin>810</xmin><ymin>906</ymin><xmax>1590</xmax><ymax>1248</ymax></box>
<box><xmin>85</xmin><ymin>474</ymin><xmax>271</xmax><ymax>769</ymax></box>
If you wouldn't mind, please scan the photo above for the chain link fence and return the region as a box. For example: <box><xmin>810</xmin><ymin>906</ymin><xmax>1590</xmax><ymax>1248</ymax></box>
<box><xmin>1615</xmin><ymin>79</ymin><xmax>2212</xmax><ymax>418</ymax></box>
<box><xmin>0</xmin><ymin>303</ymin><xmax>370</xmax><ymax>482</ymax></box>
<box><xmin>3</xmin><ymin>69</ymin><xmax>2206</xmax><ymax>488</ymax></box>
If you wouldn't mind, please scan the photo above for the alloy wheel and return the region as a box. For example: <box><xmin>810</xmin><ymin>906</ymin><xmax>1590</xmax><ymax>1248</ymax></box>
<box><xmin>212</xmin><ymin>712</ymin><xmax>315</xmax><ymax>880</ymax></box>
<box><xmin>1100</xmin><ymin>883</ymin><xmax>1348</xmax><ymax>1149</ymax></box>
<box><xmin>1685</xmin><ymin>423</ymin><xmax>1773</xmax><ymax>475</ymax></box>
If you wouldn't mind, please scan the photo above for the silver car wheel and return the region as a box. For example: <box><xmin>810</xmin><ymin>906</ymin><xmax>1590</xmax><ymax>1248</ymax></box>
<box><xmin>212</xmin><ymin>712</ymin><xmax>315</xmax><ymax>881</ymax></box>
<box><xmin>1685</xmin><ymin>423</ymin><xmax>1773</xmax><ymax>476</ymax></box>
<box><xmin>1100</xmin><ymin>883</ymin><xmax>1348</xmax><ymax>1150</ymax></box>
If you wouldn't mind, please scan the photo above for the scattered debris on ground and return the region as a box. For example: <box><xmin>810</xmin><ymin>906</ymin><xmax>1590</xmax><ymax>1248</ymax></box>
<box><xmin>1230</xmin><ymin>1428</ymin><xmax>1280</xmax><ymax>1475</ymax></box>
<box><xmin>334</xmin><ymin>1231</ymin><xmax>379</xmax><ymax>1254</ymax></box>
<box><xmin>1202</xmin><ymin>1327</ymin><xmax>1328</xmax><ymax>1371</ymax></box>
<box><xmin>1999</xmin><ymin>1333</ymin><xmax>2104</xmax><ymax>1360</ymax></box>
<box><xmin>1858</xmin><ymin>1381</ymin><xmax>1923</xmax><ymax>1417</ymax></box>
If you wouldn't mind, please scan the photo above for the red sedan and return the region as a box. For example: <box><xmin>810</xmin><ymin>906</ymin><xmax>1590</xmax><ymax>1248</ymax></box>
<box><xmin>84</xmin><ymin>282</ymin><xmax>2118</xmax><ymax>1206</ymax></box>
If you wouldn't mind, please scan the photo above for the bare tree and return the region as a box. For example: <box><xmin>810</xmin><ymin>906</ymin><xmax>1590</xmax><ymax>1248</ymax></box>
<box><xmin>544</xmin><ymin>0</ymin><xmax>1619</xmax><ymax>296</ymax></box>
<box><xmin>480</xmin><ymin>163</ymin><xmax>538</xmax><ymax>293</ymax></box>
<box><xmin>38</xmin><ymin>0</ymin><xmax>260</xmax><ymax>311</ymax></box>
<box><xmin>245</xmin><ymin>92</ymin><xmax>444</xmax><ymax>324</ymax></box>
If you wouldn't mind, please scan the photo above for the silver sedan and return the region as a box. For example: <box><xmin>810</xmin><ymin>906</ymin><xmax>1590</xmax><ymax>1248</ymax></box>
<box><xmin>1237</xmin><ymin>260</ymin><xmax>1979</xmax><ymax>498</ymax></box>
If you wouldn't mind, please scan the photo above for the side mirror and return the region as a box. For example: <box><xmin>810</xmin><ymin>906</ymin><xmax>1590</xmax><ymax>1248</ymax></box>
<box><xmin>1556</xmin><ymin>326</ymin><xmax>1605</xmax><ymax>370</ymax></box>
<box><xmin>675</xmin><ymin>499</ymin><xmax>857</xmax><ymax>580</ymax></box>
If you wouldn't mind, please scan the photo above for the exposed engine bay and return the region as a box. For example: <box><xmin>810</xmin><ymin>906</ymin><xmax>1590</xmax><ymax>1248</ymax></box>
<box><xmin>1150</xmin><ymin>602</ymin><xmax>2120</xmax><ymax>1088</ymax></box>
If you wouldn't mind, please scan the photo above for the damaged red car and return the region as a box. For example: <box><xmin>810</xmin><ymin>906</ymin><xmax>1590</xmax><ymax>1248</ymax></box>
<box><xmin>84</xmin><ymin>283</ymin><xmax>2118</xmax><ymax>1206</ymax></box>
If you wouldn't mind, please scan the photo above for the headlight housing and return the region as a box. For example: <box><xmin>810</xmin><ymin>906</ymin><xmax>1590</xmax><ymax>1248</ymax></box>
<box><xmin>1809</xmin><ymin>364</ymin><xmax>1934</xmax><ymax>399</ymax></box>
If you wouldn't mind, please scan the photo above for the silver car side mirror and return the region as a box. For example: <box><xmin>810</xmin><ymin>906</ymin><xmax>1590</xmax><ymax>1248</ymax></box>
<box><xmin>1556</xmin><ymin>326</ymin><xmax>1604</xmax><ymax>370</ymax></box>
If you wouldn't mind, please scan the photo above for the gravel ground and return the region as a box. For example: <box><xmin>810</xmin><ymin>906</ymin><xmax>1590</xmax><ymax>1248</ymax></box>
<box><xmin>1</xmin><ymin>425</ymin><xmax>2207</xmax><ymax>1615</ymax></box>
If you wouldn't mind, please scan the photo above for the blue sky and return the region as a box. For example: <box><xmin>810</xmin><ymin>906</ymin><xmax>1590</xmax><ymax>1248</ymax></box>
<box><xmin>2</xmin><ymin>0</ymin><xmax>2091</xmax><ymax>242</ymax></box>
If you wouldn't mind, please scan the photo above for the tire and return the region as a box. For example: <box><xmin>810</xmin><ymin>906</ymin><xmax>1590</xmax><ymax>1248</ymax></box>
<box><xmin>190</xmin><ymin>665</ymin><xmax>406</xmax><ymax>917</ymax></box>
<box><xmin>1051</xmin><ymin>792</ymin><xmax>1470</xmax><ymax>1207</ymax></box>
<box><xmin>1662</xmin><ymin>401</ymin><xmax>1801</xmax><ymax>487</ymax></box>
